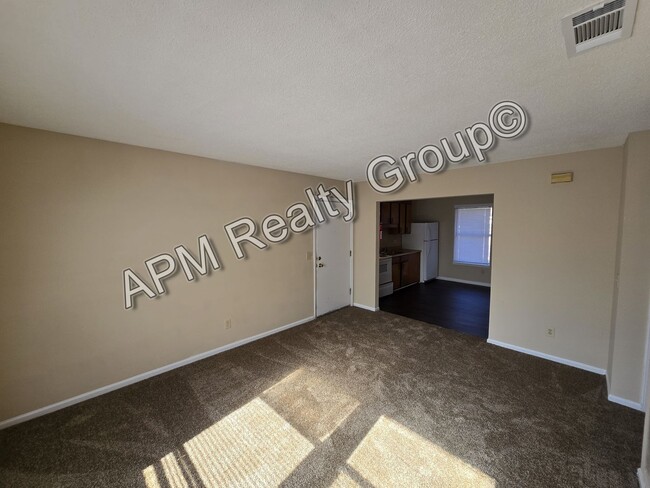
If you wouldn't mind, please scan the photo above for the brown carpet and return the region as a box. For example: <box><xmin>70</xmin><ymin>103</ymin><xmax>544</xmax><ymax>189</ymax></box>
<box><xmin>0</xmin><ymin>307</ymin><xmax>644</xmax><ymax>487</ymax></box>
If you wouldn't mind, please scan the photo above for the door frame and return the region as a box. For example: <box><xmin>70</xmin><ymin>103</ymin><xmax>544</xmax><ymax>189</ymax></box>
<box><xmin>640</xmin><ymin>311</ymin><xmax>650</xmax><ymax>411</ymax></box>
<box><xmin>312</xmin><ymin>217</ymin><xmax>354</xmax><ymax>318</ymax></box>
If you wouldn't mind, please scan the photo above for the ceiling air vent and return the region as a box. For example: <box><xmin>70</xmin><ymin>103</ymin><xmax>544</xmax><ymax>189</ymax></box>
<box><xmin>561</xmin><ymin>0</ymin><xmax>638</xmax><ymax>56</ymax></box>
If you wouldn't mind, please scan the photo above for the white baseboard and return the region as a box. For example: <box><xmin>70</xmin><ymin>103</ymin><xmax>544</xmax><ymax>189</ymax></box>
<box><xmin>0</xmin><ymin>315</ymin><xmax>315</xmax><ymax>430</ymax></box>
<box><xmin>608</xmin><ymin>394</ymin><xmax>644</xmax><ymax>411</ymax></box>
<box><xmin>605</xmin><ymin>373</ymin><xmax>644</xmax><ymax>411</ymax></box>
<box><xmin>486</xmin><ymin>339</ymin><xmax>606</xmax><ymax>375</ymax></box>
<box><xmin>489</xmin><ymin>340</ymin><xmax>645</xmax><ymax>412</ymax></box>
<box><xmin>639</xmin><ymin>468</ymin><xmax>649</xmax><ymax>488</ymax></box>
<box><xmin>354</xmin><ymin>303</ymin><xmax>378</xmax><ymax>312</ymax></box>
<box><xmin>436</xmin><ymin>276</ymin><xmax>491</xmax><ymax>287</ymax></box>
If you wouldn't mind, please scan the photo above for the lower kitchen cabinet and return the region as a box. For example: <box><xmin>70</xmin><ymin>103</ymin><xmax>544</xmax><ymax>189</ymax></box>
<box><xmin>392</xmin><ymin>252</ymin><xmax>421</xmax><ymax>290</ymax></box>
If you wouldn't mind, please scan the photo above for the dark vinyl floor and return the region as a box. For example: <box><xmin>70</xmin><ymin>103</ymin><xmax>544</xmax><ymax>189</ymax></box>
<box><xmin>379</xmin><ymin>279</ymin><xmax>490</xmax><ymax>338</ymax></box>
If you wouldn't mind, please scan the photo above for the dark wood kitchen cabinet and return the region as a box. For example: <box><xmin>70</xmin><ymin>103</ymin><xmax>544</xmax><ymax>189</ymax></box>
<box><xmin>402</xmin><ymin>201</ymin><xmax>412</xmax><ymax>234</ymax></box>
<box><xmin>391</xmin><ymin>256</ymin><xmax>401</xmax><ymax>287</ymax></box>
<box><xmin>380</xmin><ymin>200</ymin><xmax>412</xmax><ymax>234</ymax></box>
<box><xmin>380</xmin><ymin>202</ymin><xmax>392</xmax><ymax>226</ymax></box>
<box><xmin>402</xmin><ymin>252</ymin><xmax>420</xmax><ymax>286</ymax></box>
<box><xmin>392</xmin><ymin>251</ymin><xmax>420</xmax><ymax>290</ymax></box>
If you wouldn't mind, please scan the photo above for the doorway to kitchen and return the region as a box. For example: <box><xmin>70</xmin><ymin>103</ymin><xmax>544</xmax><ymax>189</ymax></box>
<box><xmin>378</xmin><ymin>194</ymin><xmax>493</xmax><ymax>339</ymax></box>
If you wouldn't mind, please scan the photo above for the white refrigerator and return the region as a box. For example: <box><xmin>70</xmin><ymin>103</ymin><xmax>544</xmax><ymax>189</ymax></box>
<box><xmin>402</xmin><ymin>222</ymin><xmax>439</xmax><ymax>282</ymax></box>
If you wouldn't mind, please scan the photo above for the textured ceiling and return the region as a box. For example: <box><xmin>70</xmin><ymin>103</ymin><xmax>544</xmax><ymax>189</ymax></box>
<box><xmin>1</xmin><ymin>1</ymin><xmax>649</xmax><ymax>180</ymax></box>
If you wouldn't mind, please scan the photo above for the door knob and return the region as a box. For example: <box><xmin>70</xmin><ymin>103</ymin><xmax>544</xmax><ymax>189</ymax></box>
<box><xmin>318</xmin><ymin>263</ymin><xmax>324</xmax><ymax>268</ymax></box>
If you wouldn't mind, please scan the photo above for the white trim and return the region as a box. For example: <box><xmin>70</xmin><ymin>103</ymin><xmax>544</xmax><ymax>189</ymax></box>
<box><xmin>608</xmin><ymin>394</ymin><xmax>644</xmax><ymax>412</ymax></box>
<box><xmin>640</xmin><ymin>303</ymin><xmax>650</xmax><ymax>411</ymax></box>
<box><xmin>451</xmin><ymin>261</ymin><xmax>491</xmax><ymax>268</ymax></box>
<box><xmin>375</xmin><ymin>201</ymin><xmax>380</xmax><ymax>310</ymax></box>
<box><xmin>436</xmin><ymin>276</ymin><xmax>491</xmax><ymax>288</ymax></box>
<box><xmin>638</xmin><ymin>468</ymin><xmax>649</xmax><ymax>488</ymax></box>
<box><xmin>354</xmin><ymin>303</ymin><xmax>378</xmax><ymax>312</ymax></box>
<box><xmin>486</xmin><ymin>339</ymin><xmax>606</xmax><ymax>375</ymax></box>
<box><xmin>350</xmin><ymin>220</ymin><xmax>354</xmax><ymax>306</ymax></box>
<box><xmin>312</xmin><ymin>228</ymin><xmax>317</xmax><ymax>318</ymax></box>
<box><xmin>0</xmin><ymin>315</ymin><xmax>314</xmax><ymax>431</ymax></box>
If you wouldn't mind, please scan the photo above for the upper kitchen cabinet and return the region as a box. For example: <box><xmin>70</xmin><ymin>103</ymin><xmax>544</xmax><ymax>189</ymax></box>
<box><xmin>380</xmin><ymin>200</ymin><xmax>412</xmax><ymax>234</ymax></box>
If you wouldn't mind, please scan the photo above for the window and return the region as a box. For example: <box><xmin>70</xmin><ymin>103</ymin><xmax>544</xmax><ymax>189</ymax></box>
<box><xmin>453</xmin><ymin>205</ymin><xmax>493</xmax><ymax>266</ymax></box>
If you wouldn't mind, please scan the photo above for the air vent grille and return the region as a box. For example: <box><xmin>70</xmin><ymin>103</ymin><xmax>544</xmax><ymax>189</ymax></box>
<box><xmin>572</xmin><ymin>0</ymin><xmax>625</xmax><ymax>26</ymax></box>
<box><xmin>573</xmin><ymin>0</ymin><xmax>625</xmax><ymax>45</ymax></box>
<box><xmin>561</xmin><ymin>0</ymin><xmax>637</xmax><ymax>57</ymax></box>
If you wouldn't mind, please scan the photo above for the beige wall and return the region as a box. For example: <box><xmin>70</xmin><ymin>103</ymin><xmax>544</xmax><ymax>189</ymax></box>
<box><xmin>353</xmin><ymin>147</ymin><xmax>623</xmax><ymax>371</ymax></box>
<box><xmin>608</xmin><ymin>130</ymin><xmax>650</xmax><ymax>406</ymax></box>
<box><xmin>2</xmin><ymin>122</ymin><xmax>647</xmax><ymax>424</ymax></box>
<box><xmin>411</xmin><ymin>194</ymin><xmax>494</xmax><ymax>285</ymax></box>
<box><xmin>0</xmin><ymin>123</ymin><xmax>339</xmax><ymax>422</ymax></box>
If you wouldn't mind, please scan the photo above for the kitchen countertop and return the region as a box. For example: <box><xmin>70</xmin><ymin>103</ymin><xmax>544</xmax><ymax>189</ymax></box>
<box><xmin>379</xmin><ymin>249</ymin><xmax>421</xmax><ymax>259</ymax></box>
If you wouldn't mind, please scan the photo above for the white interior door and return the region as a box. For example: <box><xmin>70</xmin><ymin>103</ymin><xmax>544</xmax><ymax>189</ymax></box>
<box><xmin>315</xmin><ymin>203</ymin><xmax>351</xmax><ymax>316</ymax></box>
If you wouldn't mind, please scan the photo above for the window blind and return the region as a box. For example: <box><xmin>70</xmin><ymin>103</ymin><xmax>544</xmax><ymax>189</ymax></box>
<box><xmin>453</xmin><ymin>205</ymin><xmax>492</xmax><ymax>266</ymax></box>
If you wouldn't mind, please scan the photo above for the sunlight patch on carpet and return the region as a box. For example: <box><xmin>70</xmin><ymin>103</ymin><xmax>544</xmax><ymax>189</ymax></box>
<box><xmin>182</xmin><ymin>397</ymin><xmax>313</xmax><ymax>486</ymax></box>
<box><xmin>330</xmin><ymin>469</ymin><xmax>363</xmax><ymax>487</ymax></box>
<box><xmin>347</xmin><ymin>416</ymin><xmax>495</xmax><ymax>487</ymax></box>
<box><xmin>142</xmin><ymin>465</ymin><xmax>161</xmax><ymax>488</ymax></box>
<box><xmin>160</xmin><ymin>452</ymin><xmax>189</xmax><ymax>488</ymax></box>
<box><xmin>261</xmin><ymin>368</ymin><xmax>359</xmax><ymax>442</ymax></box>
<box><xmin>142</xmin><ymin>368</ymin><xmax>363</xmax><ymax>487</ymax></box>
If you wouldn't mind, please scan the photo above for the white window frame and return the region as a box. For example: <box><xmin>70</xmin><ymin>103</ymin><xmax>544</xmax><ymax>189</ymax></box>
<box><xmin>453</xmin><ymin>204</ymin><xmax>493</xmax><ymax>267</ymax></box>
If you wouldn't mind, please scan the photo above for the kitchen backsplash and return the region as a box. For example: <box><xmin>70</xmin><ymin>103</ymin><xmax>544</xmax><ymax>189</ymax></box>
<box><xmin>381</xmin><ymin>233</ymin><xmax>402</xmax><ymax>249</ymax></box>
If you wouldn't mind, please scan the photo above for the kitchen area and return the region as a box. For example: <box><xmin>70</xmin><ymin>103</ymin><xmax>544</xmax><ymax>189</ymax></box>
<box><xmin>377</xmin><ymin>196</ymin><xmax>492</xmax><ymax>339</ymax></box>
<box><xmin>378</xmin><ymin>200</ymin><xmax>439</xmax><ymax>297</ymax></box>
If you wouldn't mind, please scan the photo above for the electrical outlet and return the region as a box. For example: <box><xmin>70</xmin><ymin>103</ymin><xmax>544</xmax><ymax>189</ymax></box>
<box><xmin>225</xmin><ymin>318</ymin><xmax>232</xmax><ymax>330</ymax></box>
<box><xmin>546</xmin><ymin>328</ymin><xmax>555</xmax><ymax>337</ymax></box>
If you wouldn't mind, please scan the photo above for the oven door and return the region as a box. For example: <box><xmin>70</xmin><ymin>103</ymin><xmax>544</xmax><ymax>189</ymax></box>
<box><xmin>379</xmin><ymin>258</ymin><xmax>392</xmax><ymax>285</ymax></box>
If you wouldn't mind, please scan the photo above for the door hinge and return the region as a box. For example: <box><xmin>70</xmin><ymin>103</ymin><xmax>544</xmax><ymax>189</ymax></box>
<box><xmin>349</xmin><ymin>288</ymin><xmax>351</xmax><ymax>295</ymax></box>
<box><xmin>349</xmin><ymin>250</ymin><xmax>352</xmax><ymax>257</ymax></box>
